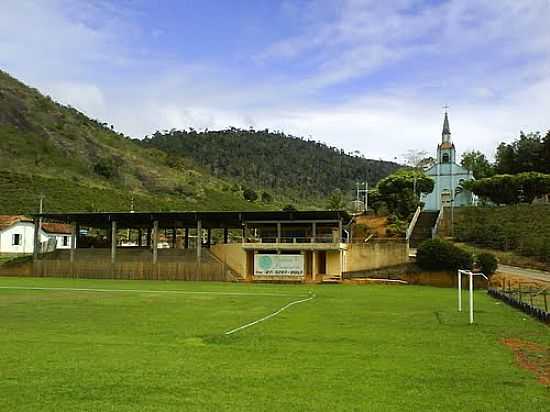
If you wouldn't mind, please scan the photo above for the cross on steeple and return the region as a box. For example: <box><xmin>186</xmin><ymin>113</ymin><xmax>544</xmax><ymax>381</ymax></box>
<box><xmin>443</xmin><ymin>104</ymin><xmax>449</xmax><ymax>112</ymax></box>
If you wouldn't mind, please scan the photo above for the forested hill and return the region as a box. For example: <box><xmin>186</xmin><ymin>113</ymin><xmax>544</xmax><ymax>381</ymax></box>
<box><xmin>140</xmin><ymin>128</ymin><xmax>400</xmax><ymax>199</ymax></box>
<box><xmin>0</xmin><ymin>69</ymin><xmax>268</xmax><ymax>213</ymax></box>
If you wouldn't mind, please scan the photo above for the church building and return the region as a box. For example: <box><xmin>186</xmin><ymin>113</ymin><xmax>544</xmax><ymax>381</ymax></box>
<box><xmin>420</xmin><ymin>111</ymin><xmax>475</xmax><ymax>211</ymax></box>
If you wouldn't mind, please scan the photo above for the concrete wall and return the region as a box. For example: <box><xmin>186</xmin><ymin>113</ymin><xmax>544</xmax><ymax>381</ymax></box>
<box><xmin>344</xmin><ymin>239</ymin><xmax>409</xmax><ymax>274</ymax></box>
<box><xmin>326</xmin><ymin>250</ymin><xmax>342</xmax><ymax>278</ymax></box>
<box><xmin>210</xmin><ymin>243</ymin><xmax>247</xmax><ymax>277</ymax></box>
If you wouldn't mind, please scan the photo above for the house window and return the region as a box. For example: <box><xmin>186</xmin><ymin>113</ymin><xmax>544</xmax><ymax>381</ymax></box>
<box><xmin>12</xmin><ymin>234</ymin><xmax>22</xmax><ymax>246</ymax></box>
<box><xmin>62</xmin><ymin>236</ymin><xmax>69</xmax><ymax>247</ymax></box>
<box><xmin>442</xmin><ymin>153</ymin><xmax>450</xmax><ymax>163</ymax></box>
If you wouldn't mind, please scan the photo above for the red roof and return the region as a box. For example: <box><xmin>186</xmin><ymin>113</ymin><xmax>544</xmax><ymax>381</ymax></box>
<box><xmin>0</xmin><ymin>215</ymin><xmax>33</xmax><ymax>231</ymax></box>
<box><xmin>42</xmin><ymin>223</ymin><xmax>72</xmax><ymax>235</ymax></box>
<box><xmin>0</xmin><ymin>215</ymin><xmax>72</xmax><ymax>234</ymax></box>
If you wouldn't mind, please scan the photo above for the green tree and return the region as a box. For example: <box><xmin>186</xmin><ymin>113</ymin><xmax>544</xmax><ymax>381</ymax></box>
<box><xmin>495</xmin><ymin>131</ymin><xmax>546</xmax><ymax>174</ymax></box>
<box><xmin>376</xmin><ymin>170</ymin><xmax>434</xmax><ymax>218</ymax></box>
<box><xmin>242</xmin><ymin>188</ymin><xmax>258</xmax><ymax>202</ymax></box>
<box><xmin>326</xmin><ymin>189</ymin><xmax>346</xmax><ymax>210</ymax></box>
<box><xmin>460</xmin><ymin>150</ymin><xmax>495</xmax><ymax>179</ymax></box>
<box><xmin>465</xmin><ymin>172</ymin><xmax>550</xmax><ymax>204</ymax></box>
<box><xmin>260</xmin><ymin>191</ymin><xmax>273</xmax><ymax>203</ymax></box>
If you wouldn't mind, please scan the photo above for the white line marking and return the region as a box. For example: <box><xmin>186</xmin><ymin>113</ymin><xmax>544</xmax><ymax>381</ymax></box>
<box><xmin>0</xmin><ymin>286</ymin><xmax>301</xmax><ymax>298</ymax></box>
<box><xmin>224</xmin><ymin>293</ymin><xmax>316</xmax><ymax>335</ymax></box>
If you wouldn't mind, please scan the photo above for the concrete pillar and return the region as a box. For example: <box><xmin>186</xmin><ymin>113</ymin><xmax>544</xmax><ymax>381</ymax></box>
<box><xmin>146</xmin><ymin>228</ymin><xmax>151</xmax><ymax>247</ymax></box>
<box><xmin>312</xmin><ymin>251</ymin><xmax>318</xmax><ymax>281</ymax></box>
<box><xmin>242</xmin><ymin>224</ymin><xmax>246</xmax><ymax>244</ymax></box>
<box><xmin>207</xmin><ymin>228</ymin><xmax>211</xmax><ymax>248</ymax></box>
<box><xmin>138</xmin><ymin>229</ymin><xmax>143</xmax><ymax>247</ymax></box>
<box><xmin>111</xmin><ymin>220</ymin><xmax>117</xmax><ymax>264</ymax></box>
<box><xmin>312</xmin><ymin>222</ymin><xmax>317</xmax><ymax>243</ymax></box>
<box><xmin>172</xmin><ymin>227</ymin><xmax>177</xmax><ymax>248</ymax></box>
<box><xmin>184</xmin><ymin>227</ymin><xmax>189</xmax><ymax>249</ymax></box>
<box><xmin>223</xmin><ymin>227</ymin><xmax>229</xmax><ymax>244</ymax></box>
<box><xmin>32</xmin><ymin>218</ymin><xmax>40</xmax><ymax>260</ymax></box>
<box><xmin>196</xmin><ymin>219</ymin><xmax>202</xmax><ymax>259</ymax></box>
<box><xmin>70</xmin><ymin>221</ymin><xmax>77</xmax><ymax>263</ymax></box>
<box><xmin>277</xmin><ymin>222</ymin><xmax>282</xmax><ymax>243</ymax></box>
<box><xmin>75</xmin><ymin>223</ymin><xmax>80</xmax><ymax>248</ymax></box>
<box><xmin>152</xmin><ymin>221</ymin><xmax>159</xmax><ymax>264</ymax></box>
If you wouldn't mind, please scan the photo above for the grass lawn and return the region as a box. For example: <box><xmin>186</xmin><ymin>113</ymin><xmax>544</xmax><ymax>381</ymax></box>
<box><xmin>0</xmin><ymin>277</ymin><xmax>548</xmax><ymax>411</ymax></box>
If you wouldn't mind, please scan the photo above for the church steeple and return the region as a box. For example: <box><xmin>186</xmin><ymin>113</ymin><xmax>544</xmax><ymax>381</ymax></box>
<box><xmin>442</xmin><ymin>110</ymin><xmax>451</xmax><ymax>144</ymax></box>
<box><xmin>438</xmin><ymin>108</ymin><xmax>455</xmax><ymax>163</ymax></box>
<box><xmin>442</xmin><ymin>111</ymin><xmax>450</xmax><ymax>136</ymax></box>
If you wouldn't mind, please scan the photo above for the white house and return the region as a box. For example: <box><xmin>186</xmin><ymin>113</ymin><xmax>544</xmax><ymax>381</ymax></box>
<box><xmin>0</xmin><ymin>215</ymin><xmax>73</xmax><ymax>254</ymax></box>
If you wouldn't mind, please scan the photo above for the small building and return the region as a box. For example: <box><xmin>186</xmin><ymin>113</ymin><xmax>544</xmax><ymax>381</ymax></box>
<box><xmin>0</xmin><ymin>215</ymin><xmax>72</xmax><ymax>254</ymax></box>
<box><xmin>421</xmin><ymin>111</ymin><xmax>475</xmax><ymax>211</ymax></box>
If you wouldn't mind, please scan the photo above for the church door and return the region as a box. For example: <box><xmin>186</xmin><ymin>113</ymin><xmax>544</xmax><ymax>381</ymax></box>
<box><xmin>441</xmin><ymin>190</ymin><xmax>452</xmax><ymax>208</ymax></box>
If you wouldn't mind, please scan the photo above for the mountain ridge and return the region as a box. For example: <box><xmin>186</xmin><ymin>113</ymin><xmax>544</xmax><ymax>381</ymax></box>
<box><xmin>0</xmin><ymin>69</ymin><xmax>399</xmax><ymax>213</ymax></box>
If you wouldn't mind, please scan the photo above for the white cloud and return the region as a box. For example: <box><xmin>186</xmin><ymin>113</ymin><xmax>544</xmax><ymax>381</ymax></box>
<box><xmin>1</xmin><ymin>0</ymin><xmax>549</xmax><ymax>164</ymax></box>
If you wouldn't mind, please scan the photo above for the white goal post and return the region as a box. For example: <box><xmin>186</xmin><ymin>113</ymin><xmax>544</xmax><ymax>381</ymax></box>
<box><xmin>457</xmin><ymin>269</ymin><xmax>488</xmax><ymax>324</ymax></box>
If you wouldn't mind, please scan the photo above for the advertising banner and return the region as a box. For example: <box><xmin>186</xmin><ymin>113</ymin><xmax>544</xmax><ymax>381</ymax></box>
<box><xmin>254</xmin><ymin>254</ymin><xmax>304</xmax><ymax>276</ymax></box>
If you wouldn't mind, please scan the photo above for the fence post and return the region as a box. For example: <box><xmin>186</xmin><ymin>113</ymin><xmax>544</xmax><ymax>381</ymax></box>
<box><xmin>544</xmin><ymin>292</ymin><xmax>548</xmax><ymax>313</ymax></box>
<box><xmin>529</xmin><ymin>287</ymin><xmax>533</xmax><ymax>306</ymax></box>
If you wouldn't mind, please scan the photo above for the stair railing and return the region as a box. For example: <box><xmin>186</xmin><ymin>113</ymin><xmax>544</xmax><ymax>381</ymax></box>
<box><xmin>406</xmin><ymin>206</ymin><xmax>422</xmax><ymax>241</ymax></box>
<box><xmin>431</xmin><ymin>208</ymin><xmax>444</xmax><ymax>239</ymax></box>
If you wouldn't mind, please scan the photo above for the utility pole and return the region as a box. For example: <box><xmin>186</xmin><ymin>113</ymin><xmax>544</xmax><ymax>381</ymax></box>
<box><xmin>38</xmin><ymin>194</ymin><xmax>44</xmax><ymax>231</ymax></box>
<box><xmin>130</xmin><ymin>194</ymin><xmax>135</xmax><ymax>213</ymax></box>
<box><xmin>355</xmin><ymin>181</ymin><xmax>369</xmax><ymax>213</ymax></box>
<box><xmin>364</xmin><ymin>181</ymin><xmax>368</xmax><ymax>212</ymax></box>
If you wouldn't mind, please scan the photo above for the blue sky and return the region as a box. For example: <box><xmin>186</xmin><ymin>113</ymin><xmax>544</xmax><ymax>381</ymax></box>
<box><xmin>1</xmin><ymin>0</ymin><xmax>550</xmax><ymax>161</ymax></box>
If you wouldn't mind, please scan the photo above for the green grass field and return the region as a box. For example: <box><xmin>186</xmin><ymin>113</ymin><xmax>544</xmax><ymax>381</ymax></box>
<box><xmin>0</xmin><ymin>277</ymin><xmax>548</xmax><ymax>411</ymax></box>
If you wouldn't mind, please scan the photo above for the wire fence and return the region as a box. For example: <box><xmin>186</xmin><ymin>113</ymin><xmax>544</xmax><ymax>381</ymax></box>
<box><xmin>488</xmin><ymin>281</ymin><xmax>549</xmax><ymax>323</ymax></box>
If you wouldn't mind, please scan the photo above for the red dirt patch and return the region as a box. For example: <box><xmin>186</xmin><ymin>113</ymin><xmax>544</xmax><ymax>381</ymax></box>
<box><xmin>354</xmin><ymin>215</ymin><xmax>389</xmax><ymax>239</ymax></box>
<box><xmin>502</xmin><ymin>338</ymin><xmax>550</xmax><ymax>386</ymax></box>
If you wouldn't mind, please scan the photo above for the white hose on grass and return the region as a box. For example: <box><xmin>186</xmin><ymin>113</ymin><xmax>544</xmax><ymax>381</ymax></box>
<box><xmin>224</xmin><ymin>293</ymin><xmax>316</xmax><ymax>335</ymax></box>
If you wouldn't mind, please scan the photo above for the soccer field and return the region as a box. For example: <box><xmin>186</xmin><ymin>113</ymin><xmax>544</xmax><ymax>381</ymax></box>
<box><xmin>0</xmin><ymin>277</ymin><xmax>548</xmax><ymax>411</ymax></box>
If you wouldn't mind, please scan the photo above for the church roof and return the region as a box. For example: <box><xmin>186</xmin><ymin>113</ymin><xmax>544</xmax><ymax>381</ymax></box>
<box><xmin>442</xmin><ymin>111</ymin><xmax>451</xmax><ymax>135</ymax></box>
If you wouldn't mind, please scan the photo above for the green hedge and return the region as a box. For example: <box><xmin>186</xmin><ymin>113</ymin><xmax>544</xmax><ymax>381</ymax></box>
<box><xmin>416</xmin><ymin>239</ymin><xmax>473</xmax><ymax>271</ymax></box>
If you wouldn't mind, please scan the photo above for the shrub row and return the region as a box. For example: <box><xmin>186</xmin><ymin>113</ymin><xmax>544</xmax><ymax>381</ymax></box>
<box><xmin>416</xmin><ymin>239</ymin><xmax>497</xmax><ymax>274</ymax></box>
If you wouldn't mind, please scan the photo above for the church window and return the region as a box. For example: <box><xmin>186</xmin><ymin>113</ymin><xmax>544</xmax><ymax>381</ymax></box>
<box><xmin>442</xmin><ymin>153</ymin><xmax>450</xmax><ymax>163</ymax></box>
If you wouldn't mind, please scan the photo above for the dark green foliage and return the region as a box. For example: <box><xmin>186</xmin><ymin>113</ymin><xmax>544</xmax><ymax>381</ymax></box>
<box><xmin>93</xmin><ymin>157</ymin><xmax>119</xmax><ymax>179</ymax></box>
<box><xmin>460</xmin><ymin>150</ymin><xmax>495</xmax><ymax>179</ymax></box>
<box><xmin>326</xmin><ymin>189</ymin><xmax>346</xmax><ymax>210</ymax></box>
<box><xmin>495</xmin><ymin>131</ymin><xmax>550</xmax><ymax>174</ymax></box>
<box><xmin>140</xmin><ymin>128</ymin><xmax>400</xmax><ymax>200</ymax></box>
<box><xmin>416</xmin><ymin>239</ymin><xmax>473</xmax><ymax>271</ymax></box>
<box><xmin>466</xmin><ymin>172</ymin><xmax>550</xmax><ymax>204</ymax></box>
<box><xmin>260</xmin><ymin>191</ymin><xmax>272</xmax><ymax>203</ymax></box>
<box><xmin>454</xmin><ymin>205</ymin><xmax>550</xmax><ymax>263</ymax></box>
<box><xmin>476</xmin><ymin>252</ymin><xmax>498</xmax><ymax>275</ymax></box>
<box><xmin>243</xmin><ymin>188</ymin><xmax>258</xmax><ymax>202</ymax></box>
<box><xmin>376</xmin><ymin>169</ymin><xmax>434</xmax><ymax>218</ymax></box>
<box><xmin>282</xmin><ymin>204</ymin><xmax>297</xmax><ymax>212</ymax></box>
